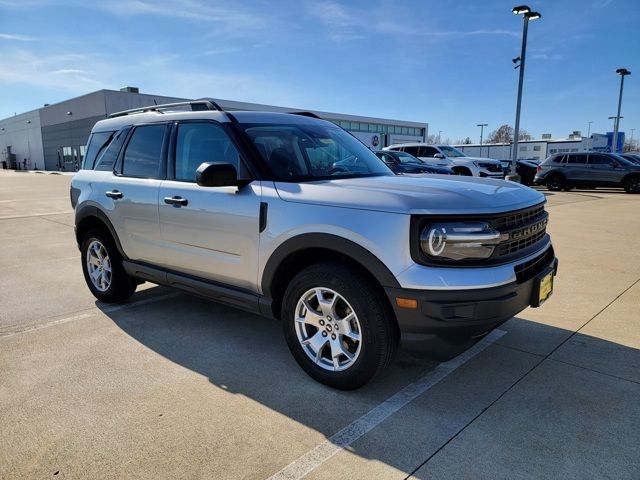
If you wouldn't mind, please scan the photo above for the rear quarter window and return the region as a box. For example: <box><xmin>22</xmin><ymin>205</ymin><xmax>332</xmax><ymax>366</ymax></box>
<box><xmin>83</xmin><ymin>131</ymin><xmax>115</xmax><ymax>169</ymax></box>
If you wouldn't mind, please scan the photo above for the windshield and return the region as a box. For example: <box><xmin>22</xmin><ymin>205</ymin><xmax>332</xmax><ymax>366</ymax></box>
<box><xmin>438</xmin><ymin>146</ymin><xmax>466</xmax><ymax>158</ymax></box>
<box><xmin>242</xmin><ymin>123</ymin><xmax>393</xmax><ymax>181</ymax></box>
<box><xmin>622</xmin><ymin>154</ymin><xmax>640</xmax><ymax>165</ymax></box>
<box><xmin>394</xmin><ymin>151</ymin><xmax>424</xmax><ymax>164</ymax></box>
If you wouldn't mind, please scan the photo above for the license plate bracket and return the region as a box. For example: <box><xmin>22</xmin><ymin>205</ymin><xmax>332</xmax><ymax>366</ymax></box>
<box><xmin>531</xmin><ymin>267</ymin><xmax>554</xmax><ymax>307</ymax></box>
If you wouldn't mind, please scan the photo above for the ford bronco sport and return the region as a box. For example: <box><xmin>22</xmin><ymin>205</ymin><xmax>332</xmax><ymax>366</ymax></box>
<box><xmin>71</xmin><ymin>100</ymin><xmax>558</xmax><ymax>389</ymax></box>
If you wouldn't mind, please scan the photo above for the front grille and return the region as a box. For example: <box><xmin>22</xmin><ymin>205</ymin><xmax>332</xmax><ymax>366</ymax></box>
<box><xmin>479</xmin><ymin>162</ymin><xmax>503</xmax><ymax>172</ymax></box>
<box><xmin>492</xmin><ymin>204</ymin><xmax>546</xmax><ymax>231</ymax></box>
<box><xmin>515</xmin><ymin>247</ymin><xmax>555</xmax><ymax>283</ymax></box>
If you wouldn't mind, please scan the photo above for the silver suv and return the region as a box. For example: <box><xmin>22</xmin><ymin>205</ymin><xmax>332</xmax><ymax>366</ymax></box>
<box><xmin>71</xmin><ymin>100</ymin><xmax>558</xmax><ymax>389</ymax></box>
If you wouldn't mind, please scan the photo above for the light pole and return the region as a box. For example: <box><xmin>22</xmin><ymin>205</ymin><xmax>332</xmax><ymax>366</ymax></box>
<box><xmin>612</xmin><ymin>68</ymin><xmax>630</xmax><ymax>153</ymax></box>
<box><xmin>477</xmin><ymin>123</ymin><xmax>488</xmax><ymax>157</ymax></box>
<box><xmin>609</xmin><ymin>115</ymin><xmax>623</xmax><ymax>152</ymax></box>
<box><xmin>437</xmin><ymin>131</ymin><xmax>442</xmax><ymax>144</ymax></box>
<box><xmin>587</xmin><ymin>121</ymin><xmax>593</xmax><ymax>152</ymax></box>
<box><xmin>509</xmin><ymin>5</ymin><xmax>541</xmax><ymax>181</ymax></box>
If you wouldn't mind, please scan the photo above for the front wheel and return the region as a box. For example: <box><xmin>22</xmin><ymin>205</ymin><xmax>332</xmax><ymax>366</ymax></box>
<box><xmin>282</xmin><ymin>262</ymin><xmax>399</xmax><ymax>390</ymax></box>
<box><xmin>81</xmin><ymin>229</ymin><xmax>137</xmax><ymax>303</ymax></box>
<box><xmin>623</xmin><ymin>176</ymin><xmax>640</xmax><ymax>193</ymax></box>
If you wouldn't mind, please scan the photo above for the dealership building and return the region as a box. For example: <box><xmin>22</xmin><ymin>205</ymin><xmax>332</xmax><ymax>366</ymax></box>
<box><xmin>0</xmin><ymin>87</ymin><xmax>428</xmax><ymax>171</ymax></box>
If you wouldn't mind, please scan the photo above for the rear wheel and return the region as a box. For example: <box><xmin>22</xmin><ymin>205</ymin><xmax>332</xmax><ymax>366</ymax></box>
<box><xmin>282</xmin><ymin>262</ymin><xmax>399</xmax><ymax>390</ymax></box>
<box><xmin>546</xmin><ymin>174</ymin><xmax>565</xmax><ymax>192</ymax></box>
<box><xmin>81</xmin><ymin>229</ymin><xmax>136</xmax><ymax>303</ymax></box>
<box><xmin>623</xmin><ymin>175</ymin><xmax>640</xmax><ymax>193</ymax></box>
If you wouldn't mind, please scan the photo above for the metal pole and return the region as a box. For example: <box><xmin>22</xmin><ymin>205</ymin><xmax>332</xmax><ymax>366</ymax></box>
<box><xmin>612</xmin><ymin>74</ymin><xmax>625</xmax><ymax>153</ymax></box>
<box><xmin>510</xmin><ymin>15</ymin><xmax>529</xmax><ymax>178</ymax></box>
<box><xmin>587</xmin><ymin>121</ymin><xmax>593</xmax><ymax>152</ymax></box>
<box><xmin>477</xmin><ymin>123</ymin><xmax>487</xmax><ymax>157</ymax></box>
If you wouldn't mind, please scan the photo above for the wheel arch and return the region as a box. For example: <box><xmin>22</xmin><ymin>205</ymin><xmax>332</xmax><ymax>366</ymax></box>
<box><xmin>75</xmin><ymin>205</ymin><xmax>127</xmax><ymax>259</ymax></box>
<box><xmin>261</xmin><ymin>233</ymin><xmax>400</xmax><ymax>320</ymax></box>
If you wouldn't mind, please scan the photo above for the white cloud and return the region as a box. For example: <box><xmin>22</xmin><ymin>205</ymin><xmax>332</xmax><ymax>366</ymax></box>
<box><xmin>0</xmin><ymin>33</ymin><xmax>36</xmax><ymax>41</ymax></box>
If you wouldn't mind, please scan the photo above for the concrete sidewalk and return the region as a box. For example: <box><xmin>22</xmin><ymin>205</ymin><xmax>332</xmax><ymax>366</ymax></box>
<box><xmin>1</xmin><ymin>171</ymin><xmax>638</xmax><ymax>479</ymax></box>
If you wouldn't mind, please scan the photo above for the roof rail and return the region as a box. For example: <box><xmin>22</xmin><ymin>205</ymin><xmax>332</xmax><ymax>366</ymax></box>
<box><xmin>289</xmin><ymin>111</ymin><xmax>322</xmax><ymax>119</ymax></box>
<box><xmin>108</xmin><ymin>99</ymin><xmax>225</xmax><ymax>118</ymax></box>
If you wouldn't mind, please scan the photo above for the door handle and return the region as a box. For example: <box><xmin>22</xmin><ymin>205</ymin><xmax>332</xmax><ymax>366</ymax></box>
<box><xmin>164</xmin><ymin>196</ymin><xmax>189</xmax><ymax>207</ymax></box>
<box><xmin>105</xmin><ymin>190</ymin><xmax>123</xmax><ymax>199</ymax></box>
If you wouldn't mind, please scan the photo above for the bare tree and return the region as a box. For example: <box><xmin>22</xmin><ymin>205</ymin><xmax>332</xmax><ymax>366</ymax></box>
<box><xmin>487</xmin><ymin>124</ymin><xmax>532</xmax><ymax>143</ymax></box>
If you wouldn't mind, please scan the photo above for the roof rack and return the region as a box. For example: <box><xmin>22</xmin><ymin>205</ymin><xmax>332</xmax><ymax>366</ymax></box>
<box><xmin>289</xmin><ymin>111</ymin><xmax>322</xmax><ymax>119</ymax></box>
<box><xmin>108</xmin><ymin>99</ymin><xmax>225</xmax><ymax>118</ymax></box>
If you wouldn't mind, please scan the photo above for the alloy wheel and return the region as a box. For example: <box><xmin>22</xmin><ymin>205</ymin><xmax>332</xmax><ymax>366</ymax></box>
<box><xmin>294</xmin><ymin>287</ymin><xmax>362</xmax><ymax>372</ymax></box>
<box><xmin>86</xmin><ymin>240</ymin><xmax>112</xmax><ymax>292</ymax></box>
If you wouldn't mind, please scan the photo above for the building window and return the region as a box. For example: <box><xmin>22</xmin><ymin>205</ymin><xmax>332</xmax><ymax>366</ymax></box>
<box><xmin>570</xmin><ymin>148</ymin><xmax>578</xmax><ymax>152</ymax></box>
<box><xmin>79</xmin><ymin>145</ymin><xmax>86</xmax><ymax>162</ymax></box>
<box><xmin>62</xmin><ymin>146</ymin><xmax>73</xmax><ymax>163</ymax></box>
<box><xmin>533</xmin><ymin>145</ymin><xmax>541</xmax><ymax>151</ymax></box>
<box><xmin>549</xmin><ymin>149</ymin><xmax>557</xmax><ymax>153</ymax></box>
<box><xmin>519</xmin><ymin>146</ymin><xmax>527</xmax><ymax>151</ymax></box>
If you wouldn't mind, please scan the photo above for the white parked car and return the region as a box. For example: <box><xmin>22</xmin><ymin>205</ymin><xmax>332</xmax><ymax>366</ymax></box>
<box><xmin>384</xmin><ymin>144</ymin><xmax>504</xmax><ymax>178</ymax></box>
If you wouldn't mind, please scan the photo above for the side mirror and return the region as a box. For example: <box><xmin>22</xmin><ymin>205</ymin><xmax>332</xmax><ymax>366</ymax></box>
<box><xmin>196</xmin><ymin>162</ymin><xmax>251</xmax><ymax>188</ymax></box>
<box><xmin>434</xmin><ymin>153</ymin><xmax>445</xmax><ymax>159</ymax></box>
<box><xmin>611</xmin><ymin>160</ymin><xmax>620</xmax><ymax>167</ymax></box>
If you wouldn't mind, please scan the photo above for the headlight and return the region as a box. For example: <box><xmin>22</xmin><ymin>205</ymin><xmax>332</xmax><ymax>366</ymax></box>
<box><xmin>420</xmin><ymin>222</ymin><xmax>504</xmax><ymax>260</ymax></box>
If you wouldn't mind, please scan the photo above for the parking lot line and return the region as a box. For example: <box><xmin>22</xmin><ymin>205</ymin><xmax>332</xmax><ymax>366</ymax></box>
<box><xmin>268</xmin><ymin>329</ymin><xmax>506</xmax><ymax>480</ymax></box>
<box><xmin>0</xmin><ymin>291</ymin><xmax>181</xmax><ymax>338</ymax></box>
<box><xmin>0</xmin><ymin>211</ymin><xmax>74</xmax><ymax>220</ymax></box>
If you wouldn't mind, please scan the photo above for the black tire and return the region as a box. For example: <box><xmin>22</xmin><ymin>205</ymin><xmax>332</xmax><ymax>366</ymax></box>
<box><xmin>281</xmin><ymin>262</ymin><xmax>399</xmax><ymax>390</ymax></box>
<box><xmin>545</xmin><ymin>173</ymin><xmax>565</xmax><ymax>192</ymax></box>
<box><xmin>81</xmin><ymin>228</ymin><xmax>136</xmax><ymax>303</ymax></box>
<box><xmin>623</xmin><ymin>175</ymin><xmax>640</xmax><ymax>194</ymax></box>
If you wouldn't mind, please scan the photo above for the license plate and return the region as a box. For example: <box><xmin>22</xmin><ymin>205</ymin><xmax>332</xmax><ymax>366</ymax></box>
<box><xmin>538</xmin><ymin>272</ymin><xmax>554</xmax><ymax>305</ymax></box>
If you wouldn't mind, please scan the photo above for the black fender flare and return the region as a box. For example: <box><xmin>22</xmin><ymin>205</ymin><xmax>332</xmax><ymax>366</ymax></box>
<box><xmin>75</xmin><ymin>204</ymin><xmax>128</xmax><ymax>259</ymax></box>
<box><xmin>261</xmin><ymin>233</ymin><xmax>400</xmax><ymax>298</ymax></box>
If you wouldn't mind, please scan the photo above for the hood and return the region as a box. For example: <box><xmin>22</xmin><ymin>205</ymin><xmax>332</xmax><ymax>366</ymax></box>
<box><xmin>274</xmin><ymin>175</ymin><xmax>544</xmax><ymax>215</ymax></box>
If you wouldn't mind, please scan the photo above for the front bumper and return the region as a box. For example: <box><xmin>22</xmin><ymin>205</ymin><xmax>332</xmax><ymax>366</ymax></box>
<box><xmin>479</xmin><ymin>170</ymin><xmax>505</xmax><ymax>179</ymax></box>
<box><xmin>385</xmin><ymin>255</ymin><xmax>558</xmax><ymax>352</ymax></box>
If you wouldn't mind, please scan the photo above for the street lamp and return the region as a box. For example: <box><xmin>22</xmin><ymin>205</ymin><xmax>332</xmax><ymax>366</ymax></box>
<box><xmin>612</xmin><ymin>68</ymin><xmax>631</xmax><ymax>153</ymax></box>
<box><xmin>437</xmin><ymin>130</ymin><xmax>442</xmax><ymax>143</ymax></box>
<box><xmin>509</xmin><ymin>5</ymin><xmax>541</xmax><ymax>181</ymax></box>
<box><xmin>477</xmin><ymin>123</ymin><xmax>488</xmax><ymax>157</ymax></box>
<box><xmin>587</xmin><ymin>121</ymin><xmax>593</xmax><ymax>151</ymax></box>
<box><xmin>609</xmin><ymin>115</ymin><xmax>624</xmax><ymax>152</ymax></box>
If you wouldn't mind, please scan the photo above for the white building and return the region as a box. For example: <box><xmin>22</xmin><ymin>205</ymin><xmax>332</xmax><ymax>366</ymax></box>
<box><xmin>454</xmin><ymin>132</ymin><xmax>605</xmax><ymax>162</ymax></box>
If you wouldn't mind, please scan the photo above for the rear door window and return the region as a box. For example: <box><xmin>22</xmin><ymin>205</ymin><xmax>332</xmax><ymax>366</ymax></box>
<box><xmin>84</xmin><ymin>131</ymin><xmax>115</xmax><ymax>169</ymax></box>
<box><xmin>121</xmin><ymin>125</ymin><xmax>166</xmax><ymax>178</ymax></box>
<box><xmin>403</xmin><ymin>146</ymin><xmax>419</xmax><ymax>156</ymax></box>
<box><xmin>566</xmin><ymin>154</ymin><xmax>587</xmax><ymax>164</ymax></box>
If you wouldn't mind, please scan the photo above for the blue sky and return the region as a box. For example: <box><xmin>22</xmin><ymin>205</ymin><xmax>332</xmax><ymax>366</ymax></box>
<box><xmin>0</xmin><ymin>0</ymin><xmax>638</xmax><ymax>142</ymax></box>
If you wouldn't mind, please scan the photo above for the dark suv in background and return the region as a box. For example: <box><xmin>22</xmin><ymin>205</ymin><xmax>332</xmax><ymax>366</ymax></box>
<box><xmin>535</xmin><ymin>152</ymin><xmax>640</xmax><ymax>193</ymax></box>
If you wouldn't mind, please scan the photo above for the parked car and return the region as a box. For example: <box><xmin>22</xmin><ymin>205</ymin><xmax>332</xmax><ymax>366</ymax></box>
<box><xmin>374</xmin><ymin>150</ymin><xmax>453</xmax><ymax>175</ymax></box>
<box><xmin>506</xmin><ymin>160</ymin><xmax>540</xmax><ymax>186</ymax></box>
<box><xmin>534</xmin><ymin>152</ymin><xmax>640</xmax><ymax>193</ymax></box>
<box><xmin>71</xmin><ymin>100</ymin><xmax>558</xmax><ymax>389</ymax></box>
<box><xmin>383</xmin><ymin>143</ymin><xmax>504</xmax><ymax>178</ymax></box>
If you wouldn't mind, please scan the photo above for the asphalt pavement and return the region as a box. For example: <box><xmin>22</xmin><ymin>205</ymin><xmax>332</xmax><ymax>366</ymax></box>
<box><xmin>1</xmin><ymin>170</ymin><xmax>638</xmax><ymax>479</ymax></box>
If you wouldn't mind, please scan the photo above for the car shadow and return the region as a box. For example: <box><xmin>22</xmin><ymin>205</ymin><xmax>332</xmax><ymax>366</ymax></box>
<box><xmin>98</xmin><ymin>286</ymin><xmax>639</xmax><ymax>478</ymax></box>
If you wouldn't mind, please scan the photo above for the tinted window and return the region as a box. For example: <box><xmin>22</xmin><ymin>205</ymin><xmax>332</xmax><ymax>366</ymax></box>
<box><xmin>566</xmin><ymin>154</ymin><xmax>587</xmax><ymax>164</ymax></box>
<box><xmin>122</xmin><ymin>125</ymin><xmax>166</xmax><ymax>178</ymax></box>
<box><xmin>175</xmin><ymin>122</ymin><xmax>242</xmax><ymax>182</ymax></box>
<box><xmin>95</xmin><ymin>129</ymin><xmax>129</xmax><ymax>171</ymax></box>
<box><xmin>589</xmin><ymin>154</ymin><xmax>612</xmax><ymax>165</ymax></box>
<box><xmin>418</xmin><ymin>146</ymin><xmax>438</xmax><ymax>157</ymax></box>
<box><xmin>403</xmin><ymin>146</ymin><xmax>419</xmax><ymax>156</ymax></box>
<box><xmin>84</xmin><ymin>131</ymin><xmax>115</xmax><ymax>169</ymax></box>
